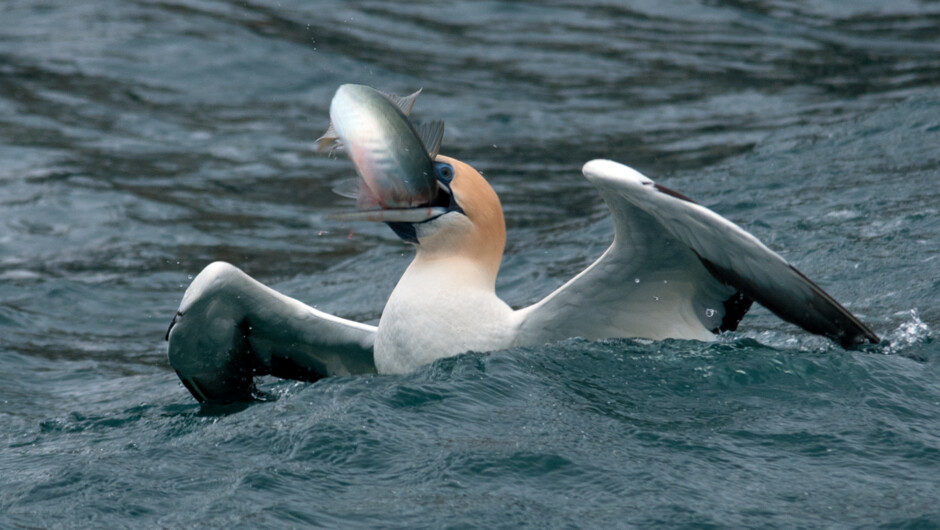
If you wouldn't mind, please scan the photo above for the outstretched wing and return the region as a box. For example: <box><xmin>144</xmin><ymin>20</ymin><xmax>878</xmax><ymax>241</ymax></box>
<box><xmin>514</xmin><ymin>159</ymin><xmax>878</xmax><ymax>348</ymax></box>
<box><xmin>167</xmin><ymin>262</ymin><xmax>376</xmax><ymax>402</ymax></box>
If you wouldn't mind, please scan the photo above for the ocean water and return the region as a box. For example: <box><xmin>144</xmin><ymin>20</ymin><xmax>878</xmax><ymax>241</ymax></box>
<box><xmin>1</xmin><ymin>0</ymin><xmax>939</xmax><ymax>527</ymax></box>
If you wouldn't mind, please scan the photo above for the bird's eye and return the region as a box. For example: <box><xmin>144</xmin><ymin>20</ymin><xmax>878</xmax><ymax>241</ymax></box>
<box><xmin>435</xmin><ymin>162</ymin><xmax>455</xmax><ymax>183</ymax></box>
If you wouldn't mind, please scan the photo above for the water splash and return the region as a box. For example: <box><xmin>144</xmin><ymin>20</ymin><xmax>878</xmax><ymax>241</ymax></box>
<box><xmin>884</xmin><ymin>309</ymin><xmax>931</xmax><ymax>356</ymax></box>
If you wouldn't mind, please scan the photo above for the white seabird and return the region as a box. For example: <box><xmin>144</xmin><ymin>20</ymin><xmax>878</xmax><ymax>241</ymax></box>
<box><xmin>166</xmin><ymin>85</ymin><xmax>878</xmax><ymax>403</ymax></box>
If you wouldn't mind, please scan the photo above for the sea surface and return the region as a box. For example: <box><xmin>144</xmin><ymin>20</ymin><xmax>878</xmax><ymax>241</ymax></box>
<box><xmin>1</xmin><ymin>0</ymin><xmax>939</xmax><ymax>527</ymax></box>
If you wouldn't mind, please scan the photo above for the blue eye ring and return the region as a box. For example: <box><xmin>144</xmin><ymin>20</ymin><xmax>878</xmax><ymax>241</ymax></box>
<box><xmin>434</xmin><ymin>162</ymin><xmax>455</xmax><ymax>183</ymax></box>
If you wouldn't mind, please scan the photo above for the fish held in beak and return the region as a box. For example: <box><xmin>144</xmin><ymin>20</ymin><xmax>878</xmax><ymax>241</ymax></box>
<box><xmin>316</xmin><ymin>84</ymin><xmax>445</xmax><ymax>215</ymax></box>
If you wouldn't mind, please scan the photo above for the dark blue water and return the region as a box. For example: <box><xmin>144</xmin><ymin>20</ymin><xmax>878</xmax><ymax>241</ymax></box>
<box><xmin>2</xmin><ymin>0</ymin><xmax>939</xmax><ymax>527</ymax></box>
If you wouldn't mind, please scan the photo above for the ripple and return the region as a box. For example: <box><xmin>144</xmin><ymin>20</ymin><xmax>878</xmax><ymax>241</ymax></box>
<box><xmin>1</xmin><ymin>0</ymin><xmax>939</xmax><ymax>527</ymax></box>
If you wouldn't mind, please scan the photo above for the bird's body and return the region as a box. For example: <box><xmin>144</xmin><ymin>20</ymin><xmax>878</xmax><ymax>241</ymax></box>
<box><xmin>375</xmin><ymin>255</ymin><xmax>516</xmax><ymax>373</ymax></box>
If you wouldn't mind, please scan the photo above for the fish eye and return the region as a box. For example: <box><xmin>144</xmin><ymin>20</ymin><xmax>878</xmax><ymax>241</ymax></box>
<box><xmin>434</xmin><ymin>162</ymin><xmax>455</xmax><ymax>183</ymax></box>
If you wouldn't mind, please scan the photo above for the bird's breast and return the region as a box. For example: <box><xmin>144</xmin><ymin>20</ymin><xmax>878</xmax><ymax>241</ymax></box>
<box><xmin>373</xmin><ymin>265</ymin><xmax>515</xmax><ymax>374</ymax></box>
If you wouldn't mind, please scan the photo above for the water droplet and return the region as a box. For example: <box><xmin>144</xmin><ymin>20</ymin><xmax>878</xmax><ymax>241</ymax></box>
<box><xmin>634</xmin><ymin>278</ymin><xmax>640</xmax><ymax>284</ymax></box>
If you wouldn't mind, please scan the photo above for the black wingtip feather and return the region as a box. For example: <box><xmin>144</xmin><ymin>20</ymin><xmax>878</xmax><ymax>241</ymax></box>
<box><xmin>697</xmin><ymin>255</ymin><xmax>879</xmax><ymax>349</ymax></box>
<box><xmin>716</xmin><ymin>292</ymin><xmax>754</xmax><ymax>333</ymax></box>
<box><xmin>165</xmin><ymin>311</ymin><xmax>181</xmax><ymax>341</ymax></box>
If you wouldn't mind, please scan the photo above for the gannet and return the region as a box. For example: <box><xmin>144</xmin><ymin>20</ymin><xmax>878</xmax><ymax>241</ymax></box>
<box><xmin>167</xmin><ymin>84</ymin><xmax>879</xmax><ymax>403</ymax></box>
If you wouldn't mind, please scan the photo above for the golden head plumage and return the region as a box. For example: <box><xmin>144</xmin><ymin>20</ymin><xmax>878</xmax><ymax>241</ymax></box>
<box><xmin>411</xmin><ymin>155</ymin><xmax>506</xmax><ymax>281</ymax></box>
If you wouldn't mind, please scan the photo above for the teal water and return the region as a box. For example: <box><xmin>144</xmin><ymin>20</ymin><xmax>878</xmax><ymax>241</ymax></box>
<box><xmin>1</xmin><ymin>1</ymin><xmax>938</xmax><ymax>527</ymax></box>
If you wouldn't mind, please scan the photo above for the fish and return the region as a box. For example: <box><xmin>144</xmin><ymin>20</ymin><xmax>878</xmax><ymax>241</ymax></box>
<box><xmin>316</xmin><ymin>84</ymin><xmax>445</xmax><ymax>211</ymax></box>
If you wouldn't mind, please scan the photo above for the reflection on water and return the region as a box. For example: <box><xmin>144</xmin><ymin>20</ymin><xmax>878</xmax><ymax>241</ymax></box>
<box><xmin>1</xmin><ymin>0</ymin><xmax>939</xmax><ymax>527</ymax></box>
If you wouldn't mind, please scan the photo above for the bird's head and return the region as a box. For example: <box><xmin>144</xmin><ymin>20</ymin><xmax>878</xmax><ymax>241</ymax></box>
<box><xmin>336</xmin><ymin>155</ymin><xmax>506</xmax><ymax>279</ymax></box>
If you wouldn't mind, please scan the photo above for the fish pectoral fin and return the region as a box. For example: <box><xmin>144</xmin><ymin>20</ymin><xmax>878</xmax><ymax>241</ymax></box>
<box><xmin>314</xmin><ymin>122</ymin><xmax>342</xmax><ymax>153</ymax></box>
<box><xmin>331</xmin><ymin>177</ymin><xmax>362</xmax><ymax>200</ymax></box>
<box><xmin>415</xmin><ymin>120</ymin><xmax>445</xmax><ymax>158</ymax></box>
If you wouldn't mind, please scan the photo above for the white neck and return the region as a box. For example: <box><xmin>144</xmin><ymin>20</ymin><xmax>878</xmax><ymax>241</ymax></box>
<box><xmin>373</xmin><ymin>252</ymin><xmax>515</xmax><ymax>374</ymax></box>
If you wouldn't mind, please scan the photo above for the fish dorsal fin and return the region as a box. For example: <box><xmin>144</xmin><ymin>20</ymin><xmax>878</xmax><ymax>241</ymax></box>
<box><xmin>315</xmin><ymin>88</ymin><xmax>423</xmax><ymax>153</ymax></box>
<box><xmin>415</xmin><ymin>120</ymin><xmax>445</xmax><ymax>158</ymax></box>
<box><xmin>380</xmin><ymin>88</ymin><xmax>422</xmax><ymax>116</ymax></box>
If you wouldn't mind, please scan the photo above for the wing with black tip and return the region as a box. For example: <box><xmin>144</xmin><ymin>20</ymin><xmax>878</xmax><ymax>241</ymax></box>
<box><xmin>514</xmin><ymin>160</ymin><xmax>878</xmax><ymax>349</ymax></box>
